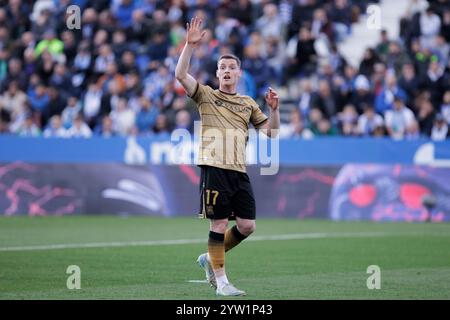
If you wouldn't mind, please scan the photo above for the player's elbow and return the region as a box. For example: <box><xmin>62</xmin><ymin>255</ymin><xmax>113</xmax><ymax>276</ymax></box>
<box><xmin>174</xmin><ymin>66</ymin><xmax>186</xmax><ymax>81</ymax></box>
<box><xmin>175</xmin><ymin>72</ymin><xmax>185</xmax><ymax>82</ymax></box>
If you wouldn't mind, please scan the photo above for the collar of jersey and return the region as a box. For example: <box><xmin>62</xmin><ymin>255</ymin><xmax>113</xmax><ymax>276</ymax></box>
<box><xmin>219</xmin><ymin>89</ymin><xmax>237</xmax><ymax>96</ymax></box>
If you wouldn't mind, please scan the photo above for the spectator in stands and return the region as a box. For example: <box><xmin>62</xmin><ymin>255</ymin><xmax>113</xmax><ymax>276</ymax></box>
<box><xmin>372</xmin><ymin>124</ymin><xmax>387</xmax><ymax>137</ymax></box>
<box><xmin>420</xmin><ymin>60</ymin><xmax>445</xmax><ymax>108</ymax></box>
<box><xmin>100</xmin><ymin>80</ymin><xmax>122</xmax><ymax>117</ymax></box>
<box><xmin>3</xmin><ymin>57</ymin><xmax>28</xmax><ymax>91</ymax></box>
<box><xmin>72</xmin><ymin>42</ymin><xmax>94</xmax><ymax>94</ymax></box>
<box><xmin>297</xmin><ymin>78</ymin><xmax>316</xmax><ymax>120</ymax></box>
<box><xmin>49</xmin><ymin>63</ymin><xmax>73</xmax><ymax>99</ymax></box>
<box><xmin>398</xmin><ymin>63</ymin><xmax>420</xmax><ymax>107</ymax></box>
<box><xmin>440</xmin><ymin>90</ymin><xmax>450</xmax><ymax>124</ymax></box>
<box><xmin>34</xmin><ymin>30</ymin><xmax>63</xmax><ymax>58</ymax></box>
<box><xmin>313</xmin><ymin>79</ymin><xmax>338</xmax><ymax>119</ymax></box>
<box><xmin>113</xmin><ymin>0</ymin><xmax>136</xmax><ymax>30</ymax></box>
<box><xmin>308</xmin><ymin>107</ymin><xmax>324</xmax><ymax>133</ymax></box>
<box><xmin>357</xmin><ymin>104</ymin><xmax>384</xmax><ymax>136</ymax></box>
<box><xmin>61</xmin><ymin>96</ymin><xmax>82</xmax><ymax>129</ymax></box>
<box><xmin>384</xmin><ymin>96</ymin><xmax>416</xmax><ymax>140</ymax></box>
<box><xmin>431</xmin><ymin>113</ymin><xmax>449</xmax><ymax>140</ymax></box>
<box><xmin>112</xmin><ymin>30</ymin><xmax>129</xmax><ymax>58</ymax></box>
<box><xmin>285</xmin><ymin>26</ymin><xmax>317</xmax><ymax>80</ymax></box>
<box><xmin>375</xmin><ymin>29</ymin><xmax>391</xmax><ymax>61</ymax></box>
<box><xmin>0</xmin><ymin>118</ymin><xmax>9</xmax><ymax>134</ymax></box>
<box><xmin>336</xmin><ymin>104</ymin><xmax>358</xmax><ymax>136</ymax></box>
<box><xmin>417</xmin><ymin>99</ymin><xmax>435</xmax><ymax>136</ymax></box>
<box><xmin>328</xmin><ymin>0</ymin><xmax>352</xmax><ymax>42</ymax></box>
<box><xmin>213</xmin><ymin>9</ymin><xmax>238</xmax><ymax>45</ymax></box>
<box><xmin>152</xmin><ymin>114</ymin><xmax>171</xmax><ymax>139</ymax></box>
<box><xmin>228</xmin><ymin>0</ymin><xmax>254</xmax><ymax>27</ymax></box>
<box><xmin>242</xmin><ymin>44</ymin><xmax>271</xmax><ymax>96</ymax></box>
<box><xmin>83</xmin><ymin>83</ymin><xmax>103</xmax><ymax>128</ymax></box>
<box><xmin>385</xmin><ymin>41</ymin><xmax>410</xmax><ymax>76</ymax></box>
<box><xmin>375</xmin><ymin>73</ymin><xmax>407</xmax><ymax>114</ymax></box>
<box><xmin>94</xmin><ymin>44</ymin><xmax>115</xmax><ymax>74</ymax></box>
<box><xmin>0</xmin><ymin>101</ymin><xmax>11</xmax><ymax>134</ymax></box>
<box><xmin>43</xmin><ymin>114</ymin><xmax>68</xmax><ymax>138</ymax></box>
<box><xmin>80</xmin><ymin>8</ymin><xmax>99</xmax><ymax>41</ymax></box>
<box><xmin>315</xmin><ymin>118</ymin><xmax>339</xmax><ymax>136</ymax></box>
<box><xmin>174</xmin><ymin>109</ymin><xmax>193</xmax><ymax>133</ymax></box>
<box><xmin>420</xmin><ymin>7</ymin><xmax>441</xmax><ymax>49</ymax></box>
<box><xmin>371</xmin><ymin>62</ymin><xmax>387</xmax><ymax>95</ymax></box>
<box><xmin>119</xmin><ymin>51</ymin><xmax>139</xmax><ymax>75</ymax></box>
<box><xmin>97</xmin><ymin>61</ymin><xmax>126</xmax><ymax>94</ymax></box>
<box><xmin>27</xmin><ymin>83</ymin><xmax>49</xmax><ymax>116</ymax></box>
<box><xmin>255</xmin><ymin>3</ymin><xmax>285</xmax><ymax>41</ymax></box>
<box><xmin>45</xmin><ymin>86</ymin><xmax>66</xmax><ymax>126</ymax></box>
<box><xmin>311</xmin><ymin>8</ymin><xmax>334</xmax><ymax>42</ymax></box>
<box><xmin>350</xmin><ymin>74</ymin><xmax>374</xmax><ymax>114</ymax></box>
<box><xmin>0</xmin><ymin>47</ymin><xmax>9</xmax><ymax>83</ymax></box>
<box><xmin>433</xmin><ymin>35</ymin><xmax>449</xmax><ymax>68</ymax></box>
<box><xmin>265</xmin><ymin>37</ymin><xmax>285</xmax><ymax>86</ymax></box>
<box><xmin>67</xmin><ymin>114</ymin><xmax>92</xmax><ymax>138</ymax></box>
<box><xmin>110</xmin><ymin>97</ymin><xmax>135</xmax><ymax>136</ymax></box>
<box><xmin>128</xmin><ymin>9</ymin><xmax>151</xmax><ymax>45</ymax></box>
<box><xmin>61</xmin><ymin>30</ymin><xmax>77</xmax><ymax>64</ymax></box>
<box><xmin>23</xmin><ymin>47</ymin><xmax>37</xmax><ymax>80</ymax></box>
<box><xmin>95</xmin><ymin>115</ymin><xmax>116</xmax><ymax>138</ymax></box>
<box><xmin>36</xmin><ymin>50</ymin><xmax>56</xmax><ymax>85</ymax></box>
<box><xmin>279</xmin><ymin>108</ymin><xmax>314</xmax><ymax>139</ymax></box>
<box><xmin>0</xmin><ymin>81</ymin><xmax>27</xmax><ymax>122</ymax></box>
<box><xmin>16</xmin><ymin>113</ymin><xmax>41</xmax><ymax>137</ymax></box>
<box><xmin>405</xmin><ymin>120</ymin><xmax>421</xmax><ymax>140</ymax></box>
<box><xmin>441</xmin><ymin>9</ymin><xmax>450</xmax><ymax>43</ymax></box>
<box><xmin>135</xmin><ymin>96</ymin><xmax>159</xmax><ymax>134</ymax></box>
<box><xmin>0</xmin><ymin>0</ymin><xmax>448</xmax><ymax>141</ymax></box>
<box><xmin>359</xmin><ymin>48</ymin><xmax>381</xmax><ymax>78</ymax></box>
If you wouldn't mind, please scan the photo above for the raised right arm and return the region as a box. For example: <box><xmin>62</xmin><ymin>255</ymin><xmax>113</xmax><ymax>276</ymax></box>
<box><xmin>175</xmin><ymin>17</ymin><xmax>206</xmax><ymax>97</ymax></box>
<box><xmin>175</xmin><ymin>43</ymin><xmax>197</xmax><ymax>96</ymax></box>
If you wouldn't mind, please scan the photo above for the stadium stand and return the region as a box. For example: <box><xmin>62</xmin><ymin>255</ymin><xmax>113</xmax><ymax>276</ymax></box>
<box><xmin>0</xmin><ymin>0</ymin><xmax>449</xmax><ymax>140</ymax></box>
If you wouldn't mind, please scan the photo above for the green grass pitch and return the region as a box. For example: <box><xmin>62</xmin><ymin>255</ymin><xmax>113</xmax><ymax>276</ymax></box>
<box><xmin>0</xmin><ymin>216</ymin><xmax>449</xmax><ymax>300</ymax></box>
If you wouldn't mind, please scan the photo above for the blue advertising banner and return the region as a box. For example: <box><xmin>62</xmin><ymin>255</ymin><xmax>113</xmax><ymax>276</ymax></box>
<box><xmin>1</xmin><ymin>136</ymin><xmax>450</xmax><ymax>165</ymax></box>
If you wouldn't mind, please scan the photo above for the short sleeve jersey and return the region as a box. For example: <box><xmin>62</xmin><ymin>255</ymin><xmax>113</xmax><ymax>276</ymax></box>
<box><xmin>190</xmin><ymin>83</ymin><xmax>268</xmax><ymax>173</ymax></box>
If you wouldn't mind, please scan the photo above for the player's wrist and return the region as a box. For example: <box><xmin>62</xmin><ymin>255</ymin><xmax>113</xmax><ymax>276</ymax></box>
<box><xmin>186</xmin><ymin>41</ymin><xmax>197</xmax><ymax>48</ymax></box>
<box><xmin>269</xmin><ymin>104</ymin><xmax>279</xmax><ymax>111</ymax></box>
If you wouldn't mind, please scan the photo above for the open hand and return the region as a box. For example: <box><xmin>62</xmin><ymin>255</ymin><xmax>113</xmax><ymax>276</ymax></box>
<box><xmin>186</xmin><ymin>16</ymin><xmax>206</xmax><ymax>46</ymax></box>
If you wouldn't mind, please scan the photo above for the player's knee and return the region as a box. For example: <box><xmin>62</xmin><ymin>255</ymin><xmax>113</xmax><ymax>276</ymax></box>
<box><xmin>238</xmin><ymin>221</ymin><xmax>256</xmax><ymax>236</ymax></box>
<box><xmin>210</xmin><ymin>219</ymin><xmax>228</xmax><ymax>234</ymax></box>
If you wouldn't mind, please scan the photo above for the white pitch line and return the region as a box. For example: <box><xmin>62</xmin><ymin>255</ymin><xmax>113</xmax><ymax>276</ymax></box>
<box><xmin>187</xmin><ymin>280</ymin><xmax>209</xmax><ymax>283</ymax></box>
<box><xmin>0</xmin><ymin>232</ymin><xmax>390</xmax><ymax>252</ymax></box>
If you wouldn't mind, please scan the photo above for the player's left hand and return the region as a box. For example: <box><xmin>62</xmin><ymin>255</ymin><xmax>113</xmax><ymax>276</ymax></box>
<box><xmin>265</xmin><ymin>87</ymin><xmax>279</xmax><ymax>111</ymax></box>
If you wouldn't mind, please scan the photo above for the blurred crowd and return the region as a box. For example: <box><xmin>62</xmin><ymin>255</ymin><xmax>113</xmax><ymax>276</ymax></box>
<box><xmin>0</xmin><ymin>0</ymin><xmax>449</xmax><ymax>140</ymax></box>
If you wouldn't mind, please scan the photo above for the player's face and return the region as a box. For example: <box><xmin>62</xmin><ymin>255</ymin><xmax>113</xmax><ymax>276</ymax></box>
<box><xmin>217</xmin><ymin>59</ymin><xmax>241</xmax><ymax>86</ymax></box>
